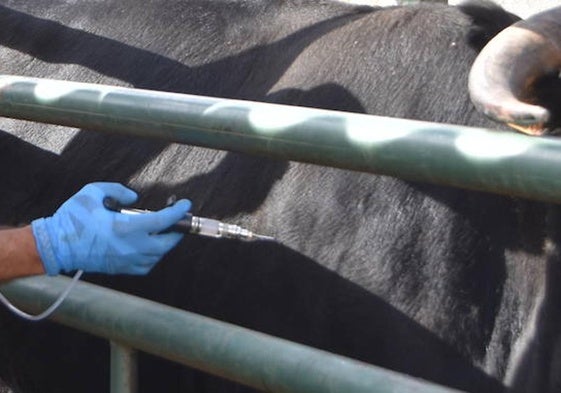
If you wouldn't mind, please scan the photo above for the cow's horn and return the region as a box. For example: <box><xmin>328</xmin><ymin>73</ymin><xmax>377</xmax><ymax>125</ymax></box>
<box><xmin>469</xmin><ymin>7</ymin><xmax>561</xmax><ymax>134</ymax></box>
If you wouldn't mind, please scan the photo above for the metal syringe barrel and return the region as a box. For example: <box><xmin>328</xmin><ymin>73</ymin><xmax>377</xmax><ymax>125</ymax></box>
<box><xmin>103</xmin><ymin>198</ymin><xmax>272</xmax><ymax>241</ymax></box>
<box><xmin>188</xmin><ymin>216</ymin><xmax>253</xmax><ymax>239</ymax></box>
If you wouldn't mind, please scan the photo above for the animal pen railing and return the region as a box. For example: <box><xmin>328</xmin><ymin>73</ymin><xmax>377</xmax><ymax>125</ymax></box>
<box><xmin>0</xmin><ymin>75</ymin><xmax>560</xmax><ymax>393</ymax></box>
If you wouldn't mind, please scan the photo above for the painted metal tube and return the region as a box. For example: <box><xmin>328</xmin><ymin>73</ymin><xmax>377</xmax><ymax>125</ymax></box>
<box><xmin>0</xmin><ymin>75</ymin><xmax>560</xmax><ymax>202</ymax></box>
<box><xmin>110</xmin><ymin>341</ymin><xmax>138</xmax><ymax>393</ymax></box>
<box><xmin>0</xmin><ymin>276</ymin><xmax>462</xmax><ymax>393</ymax></box>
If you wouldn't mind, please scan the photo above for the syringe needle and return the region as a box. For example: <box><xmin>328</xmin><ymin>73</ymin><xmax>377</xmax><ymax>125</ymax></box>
<box><xmin>251</xmin><ymin>234</ymin><xmax>276</xmax><ymax>242</ymax></box>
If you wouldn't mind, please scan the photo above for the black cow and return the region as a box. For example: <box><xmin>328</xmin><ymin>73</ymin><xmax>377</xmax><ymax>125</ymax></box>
<box><xmin>0</xmin><ymin>1</ymin><xmax>558</xmax><ymax>393</ymax></box>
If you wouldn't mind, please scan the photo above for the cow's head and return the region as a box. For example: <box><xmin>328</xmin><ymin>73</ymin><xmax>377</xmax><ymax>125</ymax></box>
<box><xmin>468</xmin><ymin>6</ymin><xmax>561</xmax><ymax>135</ymax></box>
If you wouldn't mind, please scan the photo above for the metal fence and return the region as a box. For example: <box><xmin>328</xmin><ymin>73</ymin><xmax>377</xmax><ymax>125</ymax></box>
<box><xmin>0</xmin><ymin>75</ymin><xmax>560</xmax><ymax>202</ymax></box>
<box><xmin>0</xmin><ymin>276</ymin><xmax>462</xmax><ymax>393</ymax></box>
<box><xmin>2</xmin><ymin>75</ymin><xmax>558</xmax><ymax>392</ymax></box>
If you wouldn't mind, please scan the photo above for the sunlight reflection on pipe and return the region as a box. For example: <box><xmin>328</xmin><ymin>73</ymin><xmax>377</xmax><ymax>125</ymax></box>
<box><xmin>455</xmin><ymin>130</ymin><xmax>532</xmax><ymax>160</ymax></box>
<box><xmin>245</xmin><ymin>104</ymin><xmax>315</xmax><ymax>133</ymax></box>
<box><xmin>33</xmin><ymin>79</ymin><xmax>117</xmax><ymax>104</ymax></box>
<box><xmin>346</xmin><ymin>115</ymin><xmax>413</xmax><ymax>144</ymax></box>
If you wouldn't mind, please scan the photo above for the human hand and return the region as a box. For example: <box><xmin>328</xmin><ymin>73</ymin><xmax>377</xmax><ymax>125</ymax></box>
<box><xmin>31</xmin><ymin>182</ymin><xmax>191</xmax><ymax>275</ymax></box>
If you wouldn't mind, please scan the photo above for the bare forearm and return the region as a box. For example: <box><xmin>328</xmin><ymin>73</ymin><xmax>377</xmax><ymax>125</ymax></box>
<box><xmin>0</xmin><ymin>226</ymin><xmax>45</xmax><ymax>281</ymax></box>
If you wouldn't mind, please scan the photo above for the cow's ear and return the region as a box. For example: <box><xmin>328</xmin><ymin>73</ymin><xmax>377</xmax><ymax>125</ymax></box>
<box><xmin>459</xmin><ymin>0</ymin><xmax>520</xmax><ymax>50</ymax></box>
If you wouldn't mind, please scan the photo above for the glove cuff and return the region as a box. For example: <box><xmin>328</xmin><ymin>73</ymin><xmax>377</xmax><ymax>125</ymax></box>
<box><xmin>31</xmin><ymin>218</ymin><xmax>61</xmax><ymax>276</ymax></box>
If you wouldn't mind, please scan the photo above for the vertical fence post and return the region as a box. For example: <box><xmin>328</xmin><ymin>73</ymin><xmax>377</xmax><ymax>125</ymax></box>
<box><xmin>110</xmin><ymin>341</ymin><xmax>138</xmax><ymax>393</ymax></box>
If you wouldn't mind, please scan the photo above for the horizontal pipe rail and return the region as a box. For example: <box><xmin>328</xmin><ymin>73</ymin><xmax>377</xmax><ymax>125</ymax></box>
<box><xmin>0</xmin><ymin>276</ymin><xmax>462</xmax><ymax>393</ymax></box>
<box><xmin>0</xmin><ymin>75</ymin><xmax>560</xmax><ymax>202</ymax></box>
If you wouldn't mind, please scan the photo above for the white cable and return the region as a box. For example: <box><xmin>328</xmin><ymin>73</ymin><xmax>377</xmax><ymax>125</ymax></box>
<box><xmin>0</xmin><ymin>270</ymin><xmax>83</xmax><ymax>321</ymax></box>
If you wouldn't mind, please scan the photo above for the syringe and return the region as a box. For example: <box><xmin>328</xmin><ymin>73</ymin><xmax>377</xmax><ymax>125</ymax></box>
<box><xmin>103</xmin><ymin>197</ymin><xmax>274</xmax><ymax>242</ymax></box>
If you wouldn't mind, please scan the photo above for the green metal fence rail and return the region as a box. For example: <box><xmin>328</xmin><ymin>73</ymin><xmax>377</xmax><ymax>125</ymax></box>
<box><xmin>0</xmin><ymin>276</ymin><xmax>463</xmax><ymax>393</ymax></box>
<box><xmin>0</xmin><ymin>75</ymin><xmax>561</xmax><ymax>203</ymax></box>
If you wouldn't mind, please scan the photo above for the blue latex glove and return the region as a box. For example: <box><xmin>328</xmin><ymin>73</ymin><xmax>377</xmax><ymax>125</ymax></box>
<box><xmin>31</xmin><ymin>182</ymin><xmax>191</xmax><ymax>276</ymax></box>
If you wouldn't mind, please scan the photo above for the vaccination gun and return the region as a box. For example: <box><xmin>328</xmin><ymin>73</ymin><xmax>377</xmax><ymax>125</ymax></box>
<box><xmin>103</xmin><ymin>197</ymin><xmax>274</xmax><ymax>242</ymax></box>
